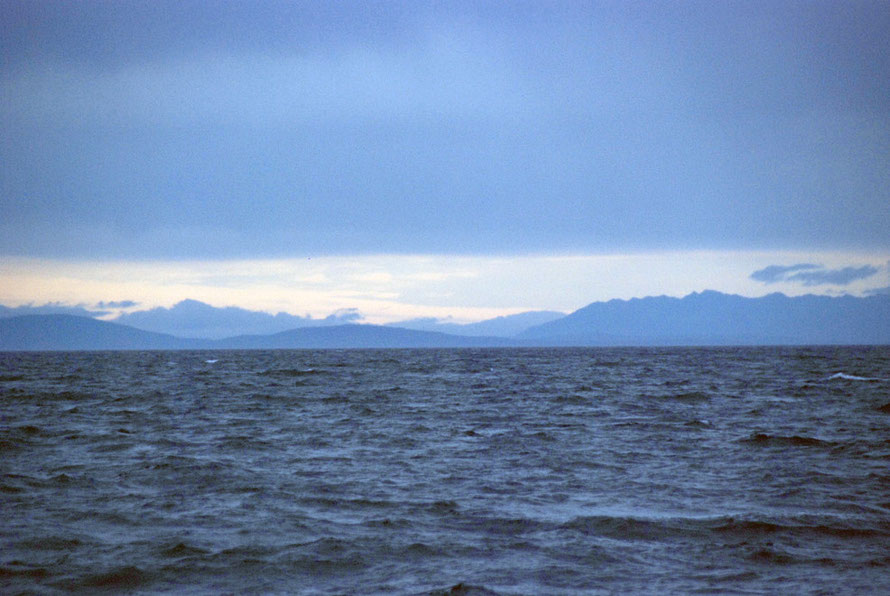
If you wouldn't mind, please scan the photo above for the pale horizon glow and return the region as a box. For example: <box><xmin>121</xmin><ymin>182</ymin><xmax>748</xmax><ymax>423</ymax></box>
<box><xmin>1</xmin><ymin>250</ymin><xmax>888</xmax><ymax>325</ymax></box>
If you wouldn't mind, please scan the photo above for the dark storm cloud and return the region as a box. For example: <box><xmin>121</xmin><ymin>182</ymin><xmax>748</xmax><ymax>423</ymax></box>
<box><xmin>751</xmin><ymin>264</ymin><xmax>879</xmax><ymax>286</ymax></box>
<box><xmin>2</xmin><ymin>1</ymin><xmax>889</xmax><ymax>259</ymax></box>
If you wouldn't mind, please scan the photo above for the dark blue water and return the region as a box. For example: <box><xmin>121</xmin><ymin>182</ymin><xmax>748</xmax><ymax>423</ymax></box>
<box><xmin>2</xmin><ymin>347</ymin><xmax>889</xmax><ymax>594</ymax></box>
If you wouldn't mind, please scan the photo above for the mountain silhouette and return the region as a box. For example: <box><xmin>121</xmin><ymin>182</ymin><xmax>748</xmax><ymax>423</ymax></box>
<box><xmin>0</xmin><ymin>315</ymin><xmax>203</xmax><ymax>351</ymax></box>
<box><xmin>215</xmin><ymin>324</ymin><xmax>517</xmax><ymax>349</ymax></box>
<box><xmin>0</xmin><ymin>316</ymin><xmax>517</xmax><ymax>351</ymax></box>
<box><xmin>111</xmin><ymin>299</ymin><xmax>361</xmax><ymax>339</ymax></box>
<box><xmin>387</xmin><ymin>311</ymin><xmax>565</xmax><ymax>337</ymax></box>
<box><xmin>2</xmin><ymin>291</ymin><xmax>889</xmax><ymax>350</ymax></box>
<box><xmin>520</xmin><ymin>291</ymin><xmax>890</xmax><ymax>345</ymax></box>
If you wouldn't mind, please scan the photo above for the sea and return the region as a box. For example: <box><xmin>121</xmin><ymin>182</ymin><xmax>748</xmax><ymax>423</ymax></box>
<box><xmin>2</xmin><ymin>346</ymin><xmax>889</xmax><ymax>595</ymax></box>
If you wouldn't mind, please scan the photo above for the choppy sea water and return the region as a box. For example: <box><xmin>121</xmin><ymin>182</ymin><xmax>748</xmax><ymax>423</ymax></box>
<box><xmin>2</xmin><ymin>346</ymin><xmax>889</xmax><ymax>595</ymax></box>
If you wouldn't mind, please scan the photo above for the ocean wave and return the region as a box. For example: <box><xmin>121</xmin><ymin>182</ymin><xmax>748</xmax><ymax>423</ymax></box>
<box><xmin>18</xmin><ymin>535</ymin><xmax>84</xmax><ymax>550</ymax></box>
<box><xmin>0</xmin><ymin>565</ymin><xmax>49</xmax><ymax>579</ymax></box>
<box><xmin>744</xmin><ymin>545</ymin><xmax>844</xmax><ymax>567</ymax></box>
<box><xmin>297</xmin><ymin>495</ymin><xmax>402</xmax><ymax>511</ymax></box>
<box><xmin>656</xmin><ymin>391</ymin><xmax>711</xmax><ymax>402</ymax></box>
<box><xmin>426</xmin><ymin>583</ymin><xmax>502</xmax><ymax>596</ymax></box>
<box><xmin>713</xmin><ymin>517</ymin><xmax>890</xmax><ymax>539</ymax></box>
<box><xmin>563</xmin><ymin>514</ymin><xmax>692</xmax><ymax>540</ymax></box>
<box><xmin>747</xmin><ymin>549</ymin><xmax>890</xmax><ymax>569</ymax></box>
<box><xmin>0</xmin><ymin>426</ymin><xmax>44</xmax><ymax>452</ymax></box>
<box><xmin>277</xmin><ymin>538</ymin><xmax>369</xmax><ymax>573</ymax></box>
<box><xmin>260</xmin><ymin>367</ymin><xmax>323</xmax><ymax>377</ymax></box>
<box><xmin>742</xmin><ymin>433</ymin><xmax>835</xmax><ymax>448</ymax></box>
<box><xmin>559</xmin><ymin>513</ymin><xmax>890</xmax><ymax>542</ymax></box>
<box><xmin>159</xmin><ymin>541</ymin><xmax>210</xmax><ymax>558</ymax></box>
<box><xmin>826</xmin><ymin>372</ymin><xmax>882</xmax><ymax>382</ymax></box>
<box><xmin>77</xmin><ymin>565</ymin><xmax>151</xmax><ymax>590</ymax></box>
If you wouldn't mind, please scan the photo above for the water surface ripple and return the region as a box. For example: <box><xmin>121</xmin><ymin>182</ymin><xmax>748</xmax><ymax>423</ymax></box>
<box><xmin>2</xmin><ymin>347</ymin><xmax>889</xmax><ymax>594</ymax></box>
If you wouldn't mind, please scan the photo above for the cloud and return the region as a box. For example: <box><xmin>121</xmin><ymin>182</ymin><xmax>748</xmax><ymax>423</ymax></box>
<box><xmin>864</xmin><ymin>286</ymin><xmax>890</xmax><ymax>296</ymax></box>
<box><xmin>751</xmin><ymin>264</ymin><xmax>879</xmax><ymax>286</ymax></box>
<box><xmin>324</xmin><ymin>308</ymin><xmax>363</xmax><ymax>323</ymax></box>
<box><xmin>96</xmin><ymin>300</ymin><xmax>138</xmax><ymax>309</ymax></box>
<box><xmin>3</xmin><ymin>3</ymin><xmax>890</xmax><ymax>260</ymax></box>
<box><xmin>1</xmin><ymin>27</ymin><xmax>537</xmax><ymax>131</ymax></box>
<box><xmin>0</xmin><ymin>302</ymin><xmax>108</xmax><ymax>318</ymax></box>
<box><xmin>750</xmin><ymin>264</ymin><xmax>820</xmax><ymax>284</ymax></box>
<box><xmin>787</xmin><ymin>265</ymin><xmax>879</xmax><ymax>286</ymax></box>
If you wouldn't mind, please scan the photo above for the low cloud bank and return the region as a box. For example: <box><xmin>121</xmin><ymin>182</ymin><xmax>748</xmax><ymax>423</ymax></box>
<box><xmin>96</xmin><ymin>300</ymin><xmax>139</xmax><ymax>309</ymax></box>
<box><xmin>751</xmin><ymin>263</ymin><xmax>878</xmax><ymax>286</ymax></box>
<box><xmin>0</xmin><ymin>303</ymin><xmax>109</xmax><ymax>318</ymax></box>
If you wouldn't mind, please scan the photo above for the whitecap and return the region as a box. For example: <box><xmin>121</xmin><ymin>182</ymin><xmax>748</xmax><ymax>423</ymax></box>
<box><xmin>826</xmin><ymin>372</ymin><xmax>879</xmax><ymax>382</ymax></box>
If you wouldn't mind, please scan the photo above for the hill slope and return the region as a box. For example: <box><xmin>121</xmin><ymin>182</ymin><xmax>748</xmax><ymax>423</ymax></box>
<box><xmin>0</xmin><ymin>315</ymin><xmax>204</xmax><ymax>351</ymax></box>
<box><xmin>0</xmin><ymin>316</ymin><xmax>518</xmax><ymax>351</ymax></box>
<box><xmin>216</xmin><ymin>324</ymin><xmax>519</xmax><ymax>349</ymax></box>
<box><xmin>388</xmin><ymin>310</ymin><xmax>565</xmax><ymax>337</ymax></box>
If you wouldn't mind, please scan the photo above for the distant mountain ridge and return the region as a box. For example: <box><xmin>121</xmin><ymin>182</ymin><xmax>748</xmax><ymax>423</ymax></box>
<box><xmin>520</xmin><ymin>290</ymin><xmax>890</xmax><ymax>345</ymax></box>
<box><xmin>214</xmin><ymin>324</ymin><xmax>517</xmax><ymax>349</ymax></box>
<box><xmin>0</xmin><ymin>315</ymin><xmax>518</xmax><ymax>351</ymax></box>
<box><xmin>1</xmin><ymin>291</ymin><xmax>889</xmax><ymax>350</ymax></box>
<box><xmin>111</xmin><ymin>299</ymin><xmax>362</xmax><ymax>339</ymax></box>
<box><xmin>0</xmin><ymin>315</ymin><xmax>203</xmax><ymax>351</ymax></box>
<box><xmin>387</xmin><ymin>310</ymin><xmax>565</xmax><ymax>337</ymax></box>
<box><xmin>113</xmin><ymin>301</ymin><xmax>562</xmax><ymax>339</ymax></box>
<box><xmin>0</xmin><ymin>299</ymin><xmax>559</xmax><ymax>340</ymax></box>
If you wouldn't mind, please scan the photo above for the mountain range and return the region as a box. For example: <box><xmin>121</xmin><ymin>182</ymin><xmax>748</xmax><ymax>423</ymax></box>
<box><xmin>384</xmin><ymin>311</ymin><xmax>565</xmax><ymax>337</ymax></box>
<box><xmin>1</xmin><ymin>291</ymin><xmax>889</xmax><ymax>351</ymax></box>
<box><xmin>0</xmin><ymin>315</ymin><xmax>513</xmax><ymax>351</ymax></box>
<box><xmin>519</xmin><ymin>290</ymin><xmax>890</xmax><ymax>346</ymax></box>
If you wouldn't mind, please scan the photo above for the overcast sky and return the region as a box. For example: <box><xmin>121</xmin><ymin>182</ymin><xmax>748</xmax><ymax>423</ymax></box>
<box><xmin>2</xmin><ymin>1</ymin><xmax>889</xmax><ymax>321</ymax></box>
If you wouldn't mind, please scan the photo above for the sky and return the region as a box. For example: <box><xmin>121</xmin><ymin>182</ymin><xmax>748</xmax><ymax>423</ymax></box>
<box><xmin>2</xmin><ymin>1</ymin><xmax>889</xmax><ymax>324</ymax></box>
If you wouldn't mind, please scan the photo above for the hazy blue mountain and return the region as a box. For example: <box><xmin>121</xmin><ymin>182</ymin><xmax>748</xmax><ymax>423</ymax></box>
<box><xmin>216</xmin><ymin>324</ymin><xmax>519</xmax><ymax>349</ymax></box>
<box><xmin>0</xmin><ymin>315</ymin><xmax>204</xmax><ymax>351</ymax></box>
<box><xmin>4</xmin><ymin>291</ymin><xmax>889</xmax><ymax>350</ymax></box>
<box><xmin>0</xmin><ymin>316</ymin><xmax>518</xmax><ymax>351</ymax></box>
<box><xmin>112</xmin><ymin>299</ymin><xmax>362</xmax><ymax>339</ymax></box>
<box><xmin>520</xmin><ymin>291</ymin><xmax>890</xmax><ymax>345</ymax></box>
<box><xmin>387</xmin><ymin>310</ymin><xmax>565</xmax><ymax>337</ymax></box>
